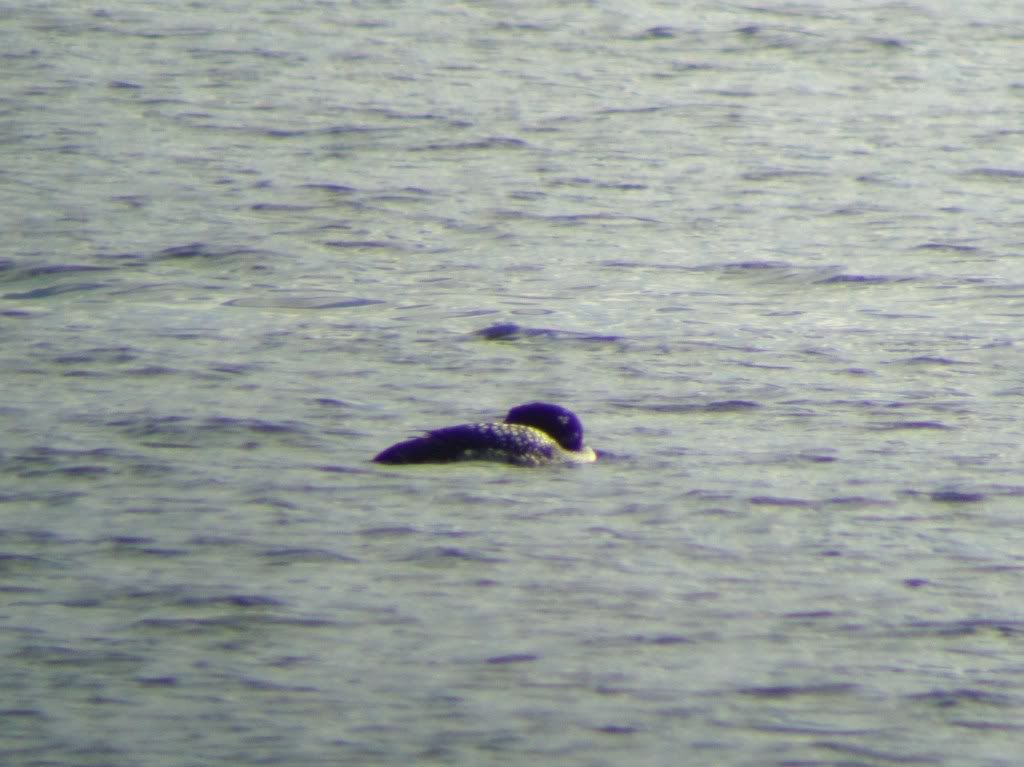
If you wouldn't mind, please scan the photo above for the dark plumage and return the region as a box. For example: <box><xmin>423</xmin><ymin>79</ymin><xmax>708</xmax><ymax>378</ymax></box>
<box><xmin>372</xmin><ymin>402</ymin><xmax>596</xmax><ymax>466</ymax></box>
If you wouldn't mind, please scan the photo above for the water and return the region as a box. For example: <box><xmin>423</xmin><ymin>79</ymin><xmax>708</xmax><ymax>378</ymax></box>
<box><xmin>3</xmin><ymin>1</ymin><xmax>1024</xmax><ymax>765</ymax></box>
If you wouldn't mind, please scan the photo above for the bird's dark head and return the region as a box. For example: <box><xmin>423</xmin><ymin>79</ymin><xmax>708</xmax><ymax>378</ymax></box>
<box><xmin>504</xmin><ymin>402</ymin><xmax>585</xmax><ymax>452</ymax></box>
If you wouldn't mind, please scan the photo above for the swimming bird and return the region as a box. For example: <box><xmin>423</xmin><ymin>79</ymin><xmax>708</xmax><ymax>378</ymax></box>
<box><xmin>372</xmin><ymin>402</ymin><xmax>597</xmax><ymax>466</ymax></box>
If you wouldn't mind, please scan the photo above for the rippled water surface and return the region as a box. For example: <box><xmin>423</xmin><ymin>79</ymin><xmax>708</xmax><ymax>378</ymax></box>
<box><xmin>3</xmin><ymin>2</ymin><xmax>1024</xmax><ymax>765</ymax></box>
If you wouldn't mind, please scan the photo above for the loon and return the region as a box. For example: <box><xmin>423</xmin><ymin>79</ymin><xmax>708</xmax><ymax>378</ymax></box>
<box><xmin>372</xmin><ymin>402</ymin><xmax>597</xmax><ymax>466</ymax></box>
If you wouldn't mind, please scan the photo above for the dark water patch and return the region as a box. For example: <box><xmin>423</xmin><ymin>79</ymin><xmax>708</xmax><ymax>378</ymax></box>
<box><xmin>23</xmin><ymin>264</ymin><xmax>114</xmax><ymax>277</ymax></box>
<box><xmin>498</xmin><ymin>210</ymin><xmax>659</xmax><ymax>226</ymax></box>
<box><xmin>108</xmin><ymin>414</ymin><xmax>190</xmax><ymax>436</ymax></box>
<box><xmin>225</xmin><ymin>294</ymin><xmax>383</xmax><ymax>309</ymax></box>
<box><xmin>914</xmin><ymin>242</ymin><xmax>978</xmax><ymax>252</ymax></box>
<box><xmin>630</xmin><ymin>634</ymin><xmax>693</xmax><ymax>646</ymax></box>
<box><xmin>314</xmin><ymin>397</ymin><xmax>356</xmax><ymax>408</ymax></box>
<box><xmin>749</xmin><ymin>495</ymin><xmax>814</xmax><ymax>508</ymax></box>
<box><xmin>250</xmin><ymin>202</ymin><xmax>316</xmax><ymax>212</ymax></box>
<box><xmin>706</xmin><ymin>400</ymin><xmax>760</xmax><ymax>413</ymax></box>
<box><xmin>411</xmin><ymin>136</ymin><xmax>527</xmax><ymax>152</ymax></box>
<box><xmin>783</xmin><ymin>610</ymin><xmax>837</xmax><ymax>620</ymax></box>
<box><xmin>865</xmin><ymin>35</ymin><xmax>908</xmax><ymax>49</ymax></box>
<box><xmin>260</xmin><ymin>547</ymin><xmax>356</xmax><ymax>563</ymax></box>
<box><xmin>741</xmin><ymin>359</ymin><xmax>794</xmax><ymax>371</ymax></box>
<box><xmin>53</xmin><ymin>346</ymin><xmax>137</xmax><ymax>365</ymax></box>
<box><xmin>13</xmin><ymin>645</ymin><xmax>146</xmax><ymax>666</ymax></box>
<box><xmin>548</xmin><ymin>212</ymin><xmax>659</xmax><ymax>226</ymax></box>
<box><xmin>636</xmin><ymin>25</ymin><xmax>679</xmax><ymax>39</ymax></box>
<box><xmin>796</xmin><ymin>452</ymin><xmax>837</xmax><ymax>464</ymax></box>
<box><xmin>63</xmin><ymin>597</ymin><xmax>103</xmax><ymax>607</ymax></box>
<box><xmin>323</xmin><ymin>240</ymin><xmax>405</xmax><ymax>250</ymax></box>
<box><xmin>136</xmin><ymin>676</ymin><xmax>177</xmax><ymax>687</ymax></box>
<box><xmin>56</xmin><ymin>464</ymin><xmax>111</xmax><ymax>477</ymax></box>
<box><xmin>907</xmin><ymin>688</ymin><xmax>1015</xmax><ymax>708</ymax></box>
<box><xmin>115</xmin><ymin>414</ymin><xmax>314</xmax><ymax>450</ymax></box>
<box><xmin>549</xmin><ymin>177</ymin><xmax>649</xmax><ymax>191</ymax></box>
<box><xmin>0</xmin><ymin>708</ymin><xmax>44</xmax><ymax>718</ymax></box>
<box><xmin>153</xmin><ymin>242</ymin><xmax>273</xmax><ymax>262</ymax></box>
<box><xmin>601</xmin><ymin>259</ymin><xmax>694</xmax><ymax>271</ymax></box>
<box><xmin>485</xmin><ymin>653</ymin><xmax>538</xmax><ymax>665</ymax></box>
<box><xmin>400</xmin><ymin>546</ymin><xmax>500</xmax><ymax>564</ymax></box>
<box><xmin>824</xmin><ymin>496</ymin><xmax>892</xmax><ymax>508</ymax></box>
<box><xmin>367</xmin><ymin>190</ymin><xmax>438</xmax><ymax>205</ymax></box>
<box><xmin>357</xmin><ymin>526</ymin><xmax>419</xmax><ymax>537</ymax></box>
<box><xmin>900</xmin><ymin>355</ymin><xmax>965</xmax><ymax>366</ymax></box>
<box><xmin>139</xmin><ymin>547</ymin><xmax>191</xmax><ymax>557</ymax></box>
<box><xmin>62</xmin><ymin>369</ymin><xmax>110</xmax><ymax>378</ymax></box>
<box><xmin>962</xmin><ymin>167</ymin><xmax>1024</xmax><ymax>180</ymax></box>
<box><xmin>0</xmin><ymin>553</ymin><xmax>57</xmax><ymax>575</ymax></box>
<box><xmin>472</xmin><ymin>322</ymin><xmax>621</xmax><ymax>343</ymax></box>
<box><xmin>154</xmin><ymin>242</ymin><xmax>209</xmax><ymax>259</ymax></box>
<box><xmin>897</xmin><ymin>619</ymin><xmax>1024</xmax><ymax>639</ymax></box>
<box><xmin>949</xmin><ymin>719</ymin><xmax>1024</xmax><ymax>731</ymax></box>
<box><xmin>930</xmin><ymin>490</ymin><xmax>985</xmax><ymax>504</ymax></box>
<box><xmin>241</xmin><ymin>677</ymin><xmax>319</xmax><ymax>693</ymax></box>
<box><xmin>830</xmin><ymin>200</ymin><xmax>892</xmax><ymax>216</ymax></box>
<box><xmin>872</xmin><ymin>420</ymin><xmax>952</xmax><ymax>431</ymax></box>
<box><xmin>135</xmin><ymin>614</ymin><xmax>338</xmax><ymax>632</ymax></box>
<box><xmin>178</xmin><ymin>594</ymin><xmax>287</xmax><ymax>608</ymax></box>
<box><xmin>266</xmin><ymin>123</ymin><xmax>382</xmax><ymax>139</ymax></box>
<box><xmin>207</xmin><ymin>362</ymin><xmax>258</xmax><ymax>375</ymax></box>
<box><xmin>188</xmin><ymin>534</ymin><xmax>247</xmax><ymax>546</ymax></box>
<box><xmin>593</xmin><ymin>724</ymin><xmax>641</xmax><ymax>735</ymax></box>
<box><xmin>581</xmin><ymin>634</ymin><xmax>694</xmax><ymax>648</ymax></box>
<box><xmin>201</xmin><ymin>416</ymin><xmax>307</xmax><ymax>435</ymax></box>
<box><xmin>247</xmin><ymin>495</ymin><xmax>299</xmax><ymax>510</ymax></box>
<box><xmin>317</xmin><ymin>464</ymin><xmax>367</xmax><ymax>474</ymax></box>
<box><xmin>301</xmin><ymin>183</ymin><xmax>358</xmax><ymax>194</ymax></box>
<box><xmin>125</xmin><ymin>365</ymin><xmax>177</xmax><ymax>377</ymax></box>
<box><xmin>4</xmin><ymin>282</ymin><xmax>107</xmax><ymax>299</ymax></box>
<box><xmin>741</xmin><ymin>168</ymin><xmax>829</xmax><ymax>182</ymax></box>
<box><xmin>109</xmin><ymin>195</ymin><xmax>149</xmax><ymax>210</ymax></box>
<box><xmin>817</xmin><ymin>273</ymin><xmax>906</xmax><ymax>285</ymax></box>
<box><xmin>107</xmin><ymin>535</ymin><xmax>154</xmax><ymax>546</ymax></box>
<box><xmin>713</xmin><ymin>259</ymin><xmax>793</xmax><ymax>272</ymax></box>
<box><xmin>814</xmin><ymin>741</ymin><xmax>941</xmax><ymax>764</ymax></box>
<box><xmin>737</xmin><ymin>683</ymin><xmax>857</xmax><ymax>698</ymax></box>
<box><xmin>6</xmin><ymin>446</ymin><xmax>129</xmax><ymax>478</ymax></box>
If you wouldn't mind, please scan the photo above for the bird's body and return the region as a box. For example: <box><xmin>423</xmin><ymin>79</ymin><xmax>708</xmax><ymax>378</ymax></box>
<box><xmin>372</xmin><ymin>402</ymin><xmax>596</xmax><ymax>466</ymax></box>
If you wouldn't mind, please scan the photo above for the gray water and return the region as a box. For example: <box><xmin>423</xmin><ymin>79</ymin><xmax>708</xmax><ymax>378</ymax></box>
<box><xmin>3</xmin><ymin>1</ymin><xmax>1024</xmax><ymax>765</ymax></box>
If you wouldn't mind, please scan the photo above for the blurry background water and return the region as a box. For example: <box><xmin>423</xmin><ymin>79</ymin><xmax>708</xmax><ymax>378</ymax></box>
<box><xmin>2</xmin><ymin>1</ymin><xmax>1024</xmax><ymax>765</ymax></box>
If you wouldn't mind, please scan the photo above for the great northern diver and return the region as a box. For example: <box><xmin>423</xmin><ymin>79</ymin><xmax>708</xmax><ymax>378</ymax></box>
<box><xmin>372</xmin><ymin>402</ymin><xmax>597</xmax><ymax>466</ymax></box>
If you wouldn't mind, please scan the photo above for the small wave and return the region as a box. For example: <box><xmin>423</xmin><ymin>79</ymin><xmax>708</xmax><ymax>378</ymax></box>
<box><xmin>816</xmin><ymin>274</ymin><xmax>906</xmax><ymax>285</ymax></box>
<box><xmin>963</xmin><ymin>167</ymin><xmax>1024</xmax><ymax>180</ymax></box>
<box><xmin>4</xmin><ymin>282</ymin><xmax>107</xmax><ymax>299</ymax></box>
<box><xmin>472</xmin><ymin>322</ymin><xmax>621</xmax><ymax>343</ymax></box>
<box><xmin>872</xmin><ymin>420</ymin><xmax>953</xmax><ymax>430</ymax></box>
<box><xmin>749</xmin><ymin>495</ymin><xmax>814</xmax><ymax>508</ymax></box>
<box><xmin>225</xmin><ymin>294</ymin><xmax>383</xmax><ymax>309</ymax></box>
<box><xmin>914</xmin><ymin>242</ymin><xmax>978</xmax><ymax>252</ymax></box>
<box><xmin>930</xmin><ymin>490</ymin><xmax>985</xmax><ymax>503</ymax></box>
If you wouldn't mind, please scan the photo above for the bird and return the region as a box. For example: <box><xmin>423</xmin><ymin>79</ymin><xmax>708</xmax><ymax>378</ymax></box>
<box><xmin>372</xmin><ymin>402</ymin><xmax>597</xmax><ymax>466</ymax></box>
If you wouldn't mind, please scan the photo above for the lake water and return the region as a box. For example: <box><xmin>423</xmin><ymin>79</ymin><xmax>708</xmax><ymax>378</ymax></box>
<box><xmin>3</xmin><ymin>2</ymin><xmax>1024</xmax><ymax>765</ymax></box>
